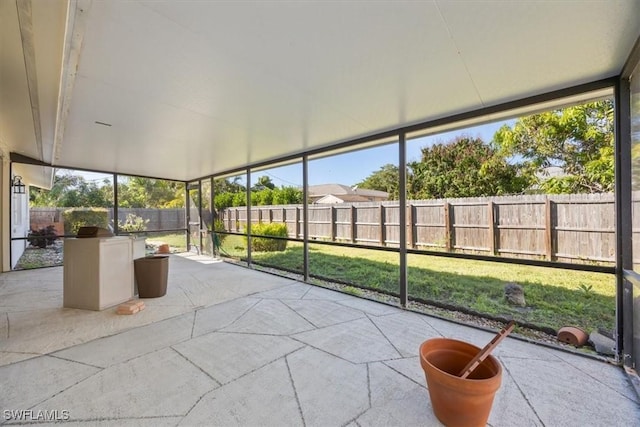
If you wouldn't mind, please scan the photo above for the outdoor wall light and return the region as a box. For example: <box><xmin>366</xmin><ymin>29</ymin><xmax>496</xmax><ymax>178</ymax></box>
<box><xmin>11</xmin><ymin>175</ymin><xmax>26</xmax><ymax>194</ymax></box>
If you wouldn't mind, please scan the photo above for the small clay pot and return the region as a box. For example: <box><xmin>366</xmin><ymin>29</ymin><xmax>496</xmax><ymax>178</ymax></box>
<box><xmin>157</xmin><ymin>243</ymin><xmax>170</xmax><ymax>254</ymax></box>
<box><xmin>557</xmin><ymin>326</ymin><xmax>588</xmax><ymax>347</ymax></box>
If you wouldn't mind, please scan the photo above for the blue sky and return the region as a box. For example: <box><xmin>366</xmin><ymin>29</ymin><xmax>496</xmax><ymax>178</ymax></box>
<box><xmin>252</xmin><ymin>120</ymin><xmax>512</xmax><ymax>187</ymax></box>
<box><xmin>71</xmin><ymin>120</ymin><xmax>512</xmax><ymax>188</ymax></box>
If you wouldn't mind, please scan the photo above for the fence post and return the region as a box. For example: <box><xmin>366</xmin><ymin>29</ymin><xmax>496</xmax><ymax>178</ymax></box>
<box><xmin>488</xmin><ymin>201</ymin><xmax>496</xmax><ymax>255</ymax></box>
<box><xmin>379</xmin><ymin>204</ymin><xmax>385</xmax><ymax>246</ymax></box>
<box><xmin>282</xmin><ymin>208</ymin><xmax>288</xmax><ymax>236</ymax></box>
<box><xmin>235</xmin><ymin>208</ymin><xmax>239</xmax><ymax>232</ymax></box>
<box><xmin>330</xmin><ymin>206</ymin><xmax>336</xmax><ymax>241</ymax></box>
<box><xmin>268</xmin><ymin>208</ymin><xmax>273</xmax><ymax>223</ymax></box>
<box><xmin>295</xmin><ymin>207</ymin><xmax>300</xmax><ymax>238</ymax></box>
<box><xmin>444</xmin><ymin>202</ymin><xmax>452</xmax><ymax>251</ymax></box>
<box><xmin>407</xmin><ymin>203</ymin><xmax>414</xmax><ymax>249</ymax></box>
<box><xmin>351</xmin><ymin>205</ymin><xmax>357</xmax><ymax>244</ymax></box>
<box><xmin>545</xmin><ymin>199</ymin><xmax>554</xmax><ymax>261</ymax></box>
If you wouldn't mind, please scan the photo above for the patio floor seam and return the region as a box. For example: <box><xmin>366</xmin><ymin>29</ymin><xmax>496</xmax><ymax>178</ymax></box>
<box><xmin>365</xmin><ymin>313</ymin><xmax>405</xmax><ymax>359</ymax></box>
<box><xmin>381</xmin><ymin>360</ymin><xmax>427</xmax><ymax>390</ymax></box>
<box><xmin>289</xmin><ymin>313</ymin><xmax>368</xmax><ymax>331</ymax></box>
<box><xmin>300</xmin><ymin>284</ymin><xmax>314</xmax><ymax>299</ymax></box>
<box><xmin>501</xmin><ymin>357</ymin><xmax>545</xmax><ymax>426</ymax></box>
<box><xmin>553</xmin><ymin>354</ymin><xmax>640</xmax><ymax>404</ymax></box>
<box><xmin>213</xmin><ymin>346</ymin><xmax>307</xmax><ymax>388</ymax></box>
<box><xmin>284</xmin><ymin>351</ymin><xmax>307</xmax><ymax>427</ymax></box>
<box><xmin>274</xmin><ymin>298</ymin><xmax>320</xmax><ymax>329</ymax></box>
<box><xmin>177</xmin><ymin>285</ymin><xmax>197</xmax><ymax>307</ymax></box>
<box><xmin>200</xmin><ymin>297</ymin><xmax>263</xmax><ymax>331</ymax></box>
<box><xmin>365</xmin><ymin>363</ymin><xmax>373</xmax><ymax>409</ymax></box>
<box><xmin>47</xmin><ymin>353</ymin><xmax>104</xmax><ymax>370</ymax></box>
<box><xmin>170</xmin><ymin>346</ymin><xmax>222</xmax><ymax>387</ymax></box>
<box><xmin>24</xmin><ymin>356</ymin><xmax>103</xmax><ymax>415</ymax></box>
<box><xmin>279</xmin><ymin>300</ymin><xmax>321</xmax><ymax>329</ymax></box>
<box><xmin>287</xmin><ymin>336</ymin><xmax>362</xmax><ymax>366</ymax></box>
<box><xmin>216</xmin><ymin>298</ymin><xmax>265</xmax><ymax>330</ymax></box>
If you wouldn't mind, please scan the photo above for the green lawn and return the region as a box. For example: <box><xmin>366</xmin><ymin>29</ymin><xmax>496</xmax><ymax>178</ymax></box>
<box><xmin>227</xmin><ymin>236</ymin><xmax>614</xmax><ymax>333</ymax></box>
<box><xmin>145</xmin><ymin>232</ymin><xmax>188</xmax><ymax>252</ymax></box>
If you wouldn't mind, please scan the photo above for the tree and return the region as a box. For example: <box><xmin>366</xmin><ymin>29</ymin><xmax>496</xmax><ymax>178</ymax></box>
<box><xmin>272</xmin><ymin>186</ymin><xmax>303</xmax><ymax>205</ymax></box>
<box><xmin>214</xmin><ymin>192</ymin><xmax>235</xmax><ymax>210</ymax></box>
<box><xmin>214</xmin><ymin>176</ymin><xmax>245</xmax><ymax>194</ymax></box>
<box><xmin>493</xmin><ymin>100</ymin><xmax>614</xmax><ymax>193</ymax></box>
<box><xmin>356</xmin><ymin>164</ymin><xmax>400</xmax><ymax>200</ymax></box>
<box><xmin>408</xmin><ymin>137</ymin><xmax>528</xmax><ymax>199</ymax></box>
<box><xmin>117</xmin><ymin>177</ymin><xmax>184</xmax><ymax>208</ymax></box>
<box><xmin>252</xmin><ymin>176</ymin><xmax>275</xmax><ymax>191</ymax></box>
<box><xmin>30</xmin><ymin>173</ymin><xmax>112</xmax><ymax>207</ymax></box>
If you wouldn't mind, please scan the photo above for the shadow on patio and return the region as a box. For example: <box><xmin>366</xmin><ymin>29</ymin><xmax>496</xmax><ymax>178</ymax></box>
<box><xmin>1</xmin><ymin>254</ymin><xmax>638</xmax><ymax>426</ymax></box>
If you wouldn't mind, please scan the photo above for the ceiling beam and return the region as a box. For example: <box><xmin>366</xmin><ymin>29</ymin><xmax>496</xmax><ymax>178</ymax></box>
<box><xmin>16</xmin><ymin>0</ymin><xmax>43</xmax><ymax>161</ymax></box>
<box><xmin>52</xmin><ymin>0</ymin><xmax>91</xmax><ymax>165</ymax></box>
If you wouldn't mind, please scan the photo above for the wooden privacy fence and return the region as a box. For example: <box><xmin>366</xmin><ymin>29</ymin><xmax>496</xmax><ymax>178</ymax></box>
<box><xmin>30</xmin><ymin>208</ymin><xmax>185</xmax><ymax>232</ymax></box>
<box><xmin>222</xmin><ymin>193</ymin><xmax>619</xmax><ymax>265</ymax></box>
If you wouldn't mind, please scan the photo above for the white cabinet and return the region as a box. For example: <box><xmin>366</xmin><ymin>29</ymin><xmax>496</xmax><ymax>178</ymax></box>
<box><xmin>63</xmin><ymin>237</ymin><xmax>134</xmax><ymax>310</ymax></box>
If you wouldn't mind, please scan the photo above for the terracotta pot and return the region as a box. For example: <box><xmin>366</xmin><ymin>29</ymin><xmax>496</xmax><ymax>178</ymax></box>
<box><xmin>420</xmin><ymin>338</ymin><xmax>502</xmax><ymax>427</ymax></box>
<box><xmin>557</xmin><ymin>326</ymin><xmax>588</xmax><ymax>347</ymax></box>
<box><xmin>157</xmin><ymin>243</ymin><xmax>170</xmax><ymax>254</ymax></box>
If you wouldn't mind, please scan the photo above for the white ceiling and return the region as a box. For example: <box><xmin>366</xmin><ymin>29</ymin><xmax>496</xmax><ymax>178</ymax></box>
<box><xmin>2</xmin><ymin>0</ymin><xmax>640</xmax><ymax>184</ymax></box>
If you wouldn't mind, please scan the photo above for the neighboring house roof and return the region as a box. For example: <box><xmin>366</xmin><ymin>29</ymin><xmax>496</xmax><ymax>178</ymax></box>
<box><xmin>308</xmin><ymin>184</ymin><xmax>388</xmax><ymax>202</ymax></box>
<box><xmin>315</xmin><ymin>194</ymin><xmax>371</xmax><ymax>204</ymax></box>
<box><xmin>352</xmin><ymin>187</ymin><xmax>388</xmax><ymax>199</ymax></box>
<box><xmin>308</xmin><ymin>184</ymin><xmax>353</xmax><ymax>197</ymax></box>
<box><xmin>537</xmin><ymin>166</ymin><xmax>565</xmax><ymax>179</ymax></box>
<box><xmin>531</xmin><ymin>166</ymin><xmax>567</xmax><ymax>189</ymax></box>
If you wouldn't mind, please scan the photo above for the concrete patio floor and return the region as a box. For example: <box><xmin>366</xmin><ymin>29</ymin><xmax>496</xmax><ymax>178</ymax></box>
<box><xmin>1</xmin><ymin>253</ymin><xmax>639</xmax><ymax>426</ymax></box>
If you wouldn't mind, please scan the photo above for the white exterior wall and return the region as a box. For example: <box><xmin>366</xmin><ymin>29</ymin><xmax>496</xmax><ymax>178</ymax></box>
<box><xmin>10</xmin><ymin>184</ymin><xmax>29</xmax><ymax>269</ymax></box>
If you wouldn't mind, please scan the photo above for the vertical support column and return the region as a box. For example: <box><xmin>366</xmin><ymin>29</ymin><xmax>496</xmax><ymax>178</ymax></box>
<box><xmin>6</xmin><ymin>162</ymin><xmax>13</xmax><ymax>271</ymax></box>
<box><xmin>210</xmin><ymin>177</ymin><xmax>216</xmax><ymax>256</ymax></box>
<box><xmin>303</xmin><ymin>155</ymin><xmax>309</xmax><ymax>281</ymax></box>
<box><xmin>379</xmin><ymin>204</ymin><xmax>385</xmax><ymax>246</ymax></box>
<box><xmin>198</xmin><ymin>182</ymin><xmax>203</xmax><ymax>254</ymax></box>
<box><xmin>185</xmin><ymin>181</ymin><xmax>190</xmax><ymax>251</ymax></box>
<box><xmin>399</xmin><ymin>132</ymin><xmax>408</xmax><ymax>307</ymax></box>
<box><xmin>444</xmin><ymin>202</ymin><xmax>452</xmax><ymax>251</ymax></box>
<box><xmin>544</xmin><ymin>198</ymin><xmax>554</xmax><ymax>261</ymax></box>
<box><xmin>488</xmin><ymin>201</ymin><xmax>496</xmax><ymax>255</ymax></box>
<box><xmin>113</xmin><ymin>173</ymin><xmax>119</xmax><ymax>236</ymax></box>
<box><xmin>616</xmin><ymin>77</ymin><xmax>633</xmax><ymax>366</ymax></box>
<box><xmin>246</xmin><ymin>169</ymin><xmax>251</xmax><ymax>267</ymax></box>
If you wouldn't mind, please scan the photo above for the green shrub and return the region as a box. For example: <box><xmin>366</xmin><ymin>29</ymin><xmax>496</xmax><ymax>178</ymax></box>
<box><xmin>27</xmin><ymin>225</ymin><xmax>58</xmax><ymax>248</ymax></box>
<box><xmin>249</xmin><ymin>222</ymin><xmax>288</xmax><ymax>252</ymax></box>
<box><xmin>62</xmin><ymin>208</ymin><xmax>109</xmax><ymax>235</ymax></box>
<box><xmin>118</xmin><ymin>213</ymin><xmax>149</xmax><ymax>233</ymax></box>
